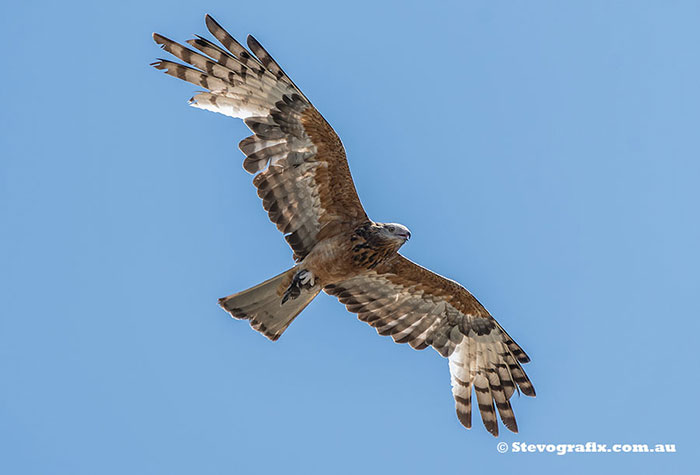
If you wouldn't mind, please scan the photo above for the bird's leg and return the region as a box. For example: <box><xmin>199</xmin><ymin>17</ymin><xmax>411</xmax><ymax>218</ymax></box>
<box><xmin>297</xmin><ymin>269</ymin><xmax>315</xmax><ymax>287</ymax></box>
<box><xmin>282</xmin><ymin>269</ymin><xmax>316</xmax><ymax>304</ymax></box>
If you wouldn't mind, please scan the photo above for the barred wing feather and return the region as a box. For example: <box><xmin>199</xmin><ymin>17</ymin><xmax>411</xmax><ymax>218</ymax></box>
<box><xmin>324</xmin><ymin>255</ymin><xmax>535</xmax><ymax>436</ymax></box>
<box><xmin>152</xmin><ymin>15</ymin><xmax>367</xmax><ymax>260</ymax></box>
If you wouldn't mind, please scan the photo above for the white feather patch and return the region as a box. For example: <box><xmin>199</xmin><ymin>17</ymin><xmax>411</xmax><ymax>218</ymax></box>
<box><xmin>189</xmin><ymin>93</ymin><xmax>267</xmax><ymax>119</ymax></box>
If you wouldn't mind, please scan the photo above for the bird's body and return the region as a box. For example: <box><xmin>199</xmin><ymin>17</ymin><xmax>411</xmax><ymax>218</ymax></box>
<box><xmin>294</xmin><ymin>225</ymin><xmax>388</xmax><ymax>285</ymax></box>
<box><xmin>152</xmin><ymin>15</ymin><xmax>535</xmax><ymax>436</ymax></box>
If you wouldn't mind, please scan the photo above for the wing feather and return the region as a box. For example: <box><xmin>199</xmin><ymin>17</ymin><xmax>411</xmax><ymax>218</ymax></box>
<box><xmin>324</xmin><ymin>254</ymin><xmax>535</xmax><ymax>436</ymax></box>
<box><xmin>152</xmin><ymin>15</ymin><xmax>368</xmax><ymax>260</ymax></box>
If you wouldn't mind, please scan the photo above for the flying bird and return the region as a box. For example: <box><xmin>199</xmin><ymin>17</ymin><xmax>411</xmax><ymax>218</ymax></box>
<box><xmin>152</xmin><ymin>15</ymin><xmax>535</xmax><ymax>436</ymax></box>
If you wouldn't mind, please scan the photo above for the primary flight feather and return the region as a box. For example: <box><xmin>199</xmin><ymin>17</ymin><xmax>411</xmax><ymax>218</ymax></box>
<box><xmin>152</xmin><ymin>15</ymin><xmax>535</xmax><ymax>436</ymax></box>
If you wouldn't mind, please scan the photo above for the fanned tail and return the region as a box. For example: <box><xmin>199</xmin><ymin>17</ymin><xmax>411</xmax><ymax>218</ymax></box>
<box><xmin>219</xmin><ymin>267</ymin><xmax>320</xmax><ymax>341</ymax></box>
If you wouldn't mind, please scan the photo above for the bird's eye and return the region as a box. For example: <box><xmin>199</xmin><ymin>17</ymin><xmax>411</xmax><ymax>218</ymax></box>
<box><xmin>388</xmin><ymin>226</ymin><xmax>395</xmax><ymax>232</ymax></box>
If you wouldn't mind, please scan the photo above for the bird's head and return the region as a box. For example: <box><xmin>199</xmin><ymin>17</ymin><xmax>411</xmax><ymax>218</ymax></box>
<box><xmin>377</xmin><ymin>222</ymin><xmax>411</xmax><ymax>247</ymax></box>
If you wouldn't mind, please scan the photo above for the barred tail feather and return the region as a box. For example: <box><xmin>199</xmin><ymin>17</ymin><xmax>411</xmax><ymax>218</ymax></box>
<box><xmin>219</xmin><ymin>268</ymin><xmax>320</xmax><ymax>341</ymax></box>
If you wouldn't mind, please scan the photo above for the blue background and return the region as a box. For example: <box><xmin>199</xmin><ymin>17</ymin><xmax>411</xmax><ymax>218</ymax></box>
<box><xmin>2</xmin><ymin>1</ymin><xmax>698</xmax><ymax>473</ymax></box>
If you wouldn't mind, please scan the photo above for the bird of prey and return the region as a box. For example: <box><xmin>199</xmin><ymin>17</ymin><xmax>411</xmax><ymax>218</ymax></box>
<box><xmin>152</xmin><ymin>15</ymin><xmax>535</xmax><ymax>436</ymax></box>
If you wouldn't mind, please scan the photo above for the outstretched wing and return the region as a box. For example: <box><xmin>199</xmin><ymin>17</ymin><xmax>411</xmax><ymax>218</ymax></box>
<box><xmin>324</xmin><ymin>255</ymin><xmax>535</xmax><ymax>436</ymax></box>
<box><xmin>152</xmin><ymin>15</ymin><xmax>368</xmax><ymax>260</ymax></box>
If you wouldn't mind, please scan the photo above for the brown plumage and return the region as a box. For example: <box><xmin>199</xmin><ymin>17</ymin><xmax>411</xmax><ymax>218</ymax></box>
<box><xmin>152</xmin><ymin>15</ymin><xmax>535</xmax><ymax>436</ymax></box>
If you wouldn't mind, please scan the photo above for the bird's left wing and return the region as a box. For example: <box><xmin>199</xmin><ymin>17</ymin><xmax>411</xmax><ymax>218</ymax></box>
<box><xmin>324</xmin><ymin>254</ymin><xmax>535</xmax><ymax>436</ymax></box>
<box><xmin>152</xmin><ymin>15</ymin><xmax>368</xmax><ymax>260</ymax></box>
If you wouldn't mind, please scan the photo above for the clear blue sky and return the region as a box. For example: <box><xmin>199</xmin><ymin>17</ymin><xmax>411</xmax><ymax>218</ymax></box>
<box><xmin>2</xmin><ymin>1</ymin><xmax>698</xmax><ymax>473</ymax></box>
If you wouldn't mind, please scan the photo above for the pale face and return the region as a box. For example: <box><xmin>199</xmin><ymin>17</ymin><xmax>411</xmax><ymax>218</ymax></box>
<box><xmin>378</xmin><ymin>222</ymin><xmax>412</xmax><ymax>244</ymax></box>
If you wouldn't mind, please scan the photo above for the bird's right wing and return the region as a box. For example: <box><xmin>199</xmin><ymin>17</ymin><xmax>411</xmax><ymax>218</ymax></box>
<box><xmin>152</xmin><ymin>15</ymin><xmax>368</xmax><ymax>260</ymax></box>
<box><xmin>324</xmin><ymin>254</ymin><xmax>535</xmax><ymax>436</ymax></box>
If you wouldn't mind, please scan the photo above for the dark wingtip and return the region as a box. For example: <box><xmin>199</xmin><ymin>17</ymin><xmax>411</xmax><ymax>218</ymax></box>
<box><xmin>456</xmin><ymin>411</ymin><xmax>472</xmax><ymax>429</ymax></box>
<box><xmin>205</xmin><ymin>14</ymin><xmax>222</xmax><ymax>33</ymax></box>
<box><xmin>246</xmin><ymin>35</ymin><xmax>261</xmax><ymax>51</ymax></box>
<box><xmin>504</xmin><ymin>419</ymin><xmax>519</xmax><ymax>433</ymax></box>
<box><xmin>152</xmin><ymin>32</ymin><xmax>169</xmax><ymax>48</ymax></box>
